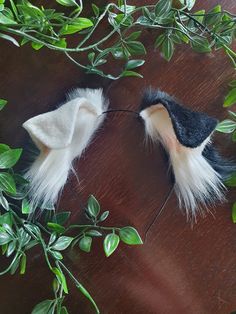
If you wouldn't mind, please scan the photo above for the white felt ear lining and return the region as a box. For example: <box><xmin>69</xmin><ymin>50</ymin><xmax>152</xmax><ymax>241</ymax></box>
<box><xmin>140</xmin><ymin>104</ymin><xmax>225</xmax><ymax>220</ymax></box>
<box><xmin>23</xmin><ymin>100</ymin><xmax>83</xmax><ymax>150</ymax></box>
<box><xmin>23</xmin><ymin>88</ymin><xmax>108</xmax><ymax>209</ymax></box>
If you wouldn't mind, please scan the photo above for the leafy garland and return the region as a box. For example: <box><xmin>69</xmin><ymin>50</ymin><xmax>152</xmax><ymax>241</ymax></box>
<box><xmin>0</xmin><ymin>0</ymin><xmax>236</xmax><ymax>313</ymax></box>
<box><xmin>0</xmin><ymin>0</ymin><xmax>235</xmax><ymax>78</ymax></box>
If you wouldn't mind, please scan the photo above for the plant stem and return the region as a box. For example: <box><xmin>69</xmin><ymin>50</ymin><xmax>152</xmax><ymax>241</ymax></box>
<box><xmin>58</xmin><ymin>261</ymin><xmax>100</xmax><ymax>314</ymax></box>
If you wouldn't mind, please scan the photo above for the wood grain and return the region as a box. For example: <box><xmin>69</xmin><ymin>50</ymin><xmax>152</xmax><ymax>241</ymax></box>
<box><xmin>0</xmin><ymin>0</ymin><xmax>236</xmax><ymax>313</ymax></box>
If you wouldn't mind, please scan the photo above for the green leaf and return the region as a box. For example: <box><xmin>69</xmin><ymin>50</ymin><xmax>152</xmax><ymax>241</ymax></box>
<box><xmin>0</xmin><ymin>99</ymin><xmax>7</xmax><ymax>111</ymax></box>
<box><xmin>112</xmin><ymin>47</ymin><xmax>128</xmax><ymax>59</ymax></box>
<box><xmin>224</xmin><ymin>88</ymin><xmax>236</xmax><ymax>107</ymax></box>
<box><xmin>193</xmin><ymin>10</ymin><xmax>205</xmax><ymax>23</ymax></box>
<box><xmin>52</xmin><ymin>211</ymin><xmax>71</xmax><ymax>225</ymax></box>
<box><xmin>103</xmin><ymin>233</ymin><xmax>120</xmax><ymax>257</ymax></box>
<box><xmin>121</xmin><ymin>70</ymin><xmax>143</xmax><ymax>78</ymax></box>
<box><xmin>56</xmin><ymin>0</ymin><xmax>77</xmax><ymax>6</ymax></box>
<box><xmin>155</xmin><ymin>0</ymin><xmax>172</xmax><ymax>17</ymax></box>
<box><xmin>232</xmin><ymin>202</ymin><xmax>236</xmax><ymax>223</ymax></box>
<box><xmin>232</xmin><ymin>130</ymin><xmax>236</xmax><ymax>142</ymax></box>
<box><xmin>0</xmin><ymin>231</ymin><xmax>11</xmax><ymax>245</ymax></box>
<box><xmin>88</xmin><ymin>52</ymin><xmax>95</xmax><ymax>64</ymax></box>
<box><xmin>0</xmin><ymin>148</ymin><xmax>22</xmax><ymax>169</ymax></box>
<box><xmin>31</xmin><ymin>300</ymin><xmax>54</xmax><ymax>314</ymax></box>
<box><xmin>126</xmin><ymin>41</ymin><xmax>146</xmax><ymax>55</ymax></box>
<box><xmin>205</xmin><ymin>5</ymin><xmax>222</xmax><ymax>25</ymax></box>
<box><xmin>185</xmin><ymin>0</ymin><xmax>196</xmax><ymax>10</ymax></box>
<box><xmin>17</xmin><ymin>4</ymin><xmax>44</xmax><ymax>18</ymax></box>
<box><xmin>47</xmin><ymin>222</ymin><xmax>65</xmax><ymax>234</ymax></box>
<box><xmin>162</xmin><ymin>37</ymin><xmax>174</xmax><ymax>61</ymax></box>
<box><xmin>24</xmin><ymin>224</ymin><xmax>41</xmax><ymax>237</ymax></box>
<box><xmin>125</xmin><ymin>59</ymin><xmax>145</xmax><ymax>70</ymax></box>
<box><xmin>53</xmin><ymin>38</ymin><xmax>67</xmax><ymax>48</ymax></box>
<box><xmin>86</xmin><ymin>230</ymin><xmax>102</xmax><ymax>237</ymax></box>
<box><xmin>87</xmin><ymin>195</ymin><xmax>100</xmax><ymax>218</ymax></box>
<box><xmin>51</xmin><ymin>236</ymin><xmax>73</xmax><ymax>251</ymax></box>
<box><xmin>0</xmin><ymin>12</ymin><xmax>16</xmax><ymax>24</ymax></box>
<box><xmin>0</xmin><ymin>193</ymin><xmax>9</xmax><ymax>210</ymax></box>
<box><xmin>0</xmin><ymin>144</ymin><xmax>9</xmax><ymax>154</ymax></box>
<box><xmin>76</xmin><ymin>283</ymin><xmax>99</xmax><ymax>314</ymax></box>
<box><xmin>60</xmin><ymin>307</ymin><xmax>69</xmax><ymax>314</ymax></box>
<box><xmin>225</xmin><ymin>173</ymin><xmax>236</xmax><ymax>187</ymax></box>
<box><xmin>0</xmin><ymin>172</ymin><xmax>16</xmax><ymax>194</ymax></box>
<box><xmin>0</xmin><ymin>212</ymin><xmax>12</xmax><ymax>226</ymax></box>
<box><xmin>115</xmin><ymin>13</ymin><xmax>133</xmax><ymax>27</ymax></box>
<box><xmin>119</xmin><ymin>5</ymin><xmax>136</xmax><ymax>14</ymax></box>
<box><xmin>31</xmin><ymin>42</ymin><xmax>44</xmax><ymax>50</ymax></box>
<box><xmin>92</xmin><ymin>3</ymin><xmax>99</xmax><ymax>16</ymax></box>
<box><xmin>155</xmin><ymin>34</ymin><xmax>165</xmax><ymax>48</ymax></box>
<box><xmin>99</xmin><ymin>210</ymin><xmax>109</xmax><ymax>222</ymax></box>
<box><xmin>20</xmin><ymin>253</ymin><xmax>26</xmax><ymax>274</ymax></box>
<box><xmin>126</xmin><ymin>31</ymin><xmax>141</xmax><ymax>41</ymax></box>
<box><xmin>191</xmin><ymin>37</ymin><xmax>211</xmax><ymax>53</ymax></box>
<box><xmin>119</xmin><ymin>227</ymin><xmax>143</xmax><ymax>245</ymax></box>
<box><xmin>25</xmin><ymin>240</ymin><xmax>38</xmax><ymax>250</ymax></box>
<box><xmin>79</xmin><ymin>236</ymin><xmax>92</xmax><ymax>252</ymax></box>
<box><xmin>216</xmin><ymin>119</ymin><xmax>236</xmax><ymax>133</ymax></box>
<box><xmin>1</xmin><ymin>243</ymin><xmax>7</xmax><ymax>255</ymax></box>
<box><xmin>174</xmin><ymin>22</ymin><xmax>189</xmax><ymax>43</ymax></box>
<box><xmin>49</xmin><ymin>250</ymin><xmax>63</xmax><ymax>260</ymax></box>
<box><xmin>10</xmin><ymin>255</ymin><xmax>20</xmax><ymax>274</ymax></box>
<box><xmin>6</xmin><ymin>240</ymin><xmax>16</xmax><ymax>257</ymax></box>
<box><xmin>60</xmin><ymin>18</ymin><xmax>93</xmax><ymax>35</ymax></box>
<box><xmin>0</xmin><ymin>33</ymin><xmax>19</xmax><ymax>46</ymax></box>
<box><xmin>22</xmin><ymin>198</ymin><xmax>31</xmax><ymax>214</ymax></box>
<box><xmin>52</xmin><ymin>267</ymin><xmax>68</xmax><ymax>293</ymax></box>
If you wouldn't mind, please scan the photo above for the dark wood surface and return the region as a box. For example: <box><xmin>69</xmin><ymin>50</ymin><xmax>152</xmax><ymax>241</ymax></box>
<box><xmin>0</xmin><ymin>1</ymin><xmax>236</xmax><ymax>313</ymax></box>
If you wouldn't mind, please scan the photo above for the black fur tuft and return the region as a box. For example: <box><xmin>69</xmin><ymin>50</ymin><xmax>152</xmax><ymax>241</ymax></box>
<box><xmin>203</xmin><ymin>144</ymin><xmax>236</xmax><ymax>180</ymax></box>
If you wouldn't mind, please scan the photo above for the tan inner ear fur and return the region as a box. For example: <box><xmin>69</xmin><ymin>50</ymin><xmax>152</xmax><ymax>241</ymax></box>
<box><xmin>144</xmin><ymin>104</ymin><xmax>183</xmax><ymax>152</ymax></box>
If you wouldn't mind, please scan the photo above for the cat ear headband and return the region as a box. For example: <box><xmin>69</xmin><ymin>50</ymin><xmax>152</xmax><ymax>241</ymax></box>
<box><xmin>139</xmin><ymin>88</ymin><xmax>235</xmax><ymax>220</ymax></box>
<box><xmin>23</xmin><ymin>87</ymin><xmax>234</xmax><ymax>218</ymax></box>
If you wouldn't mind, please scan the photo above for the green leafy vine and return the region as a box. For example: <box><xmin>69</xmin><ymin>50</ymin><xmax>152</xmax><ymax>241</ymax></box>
<box><xmin>0</xmin><ymin>0</ymin><xmax>235</xmax><ymax>79</ymax></box>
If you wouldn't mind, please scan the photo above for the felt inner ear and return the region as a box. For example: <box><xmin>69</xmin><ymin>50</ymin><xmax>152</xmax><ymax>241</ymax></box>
<box><xmin>23</xmin><ymin>98</ymin><xmax>89</xmax><ymax>150</ymax></box>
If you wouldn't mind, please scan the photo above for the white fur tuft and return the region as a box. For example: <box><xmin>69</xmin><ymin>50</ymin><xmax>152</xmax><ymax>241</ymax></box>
<box><xmin>23</xmin><ymin>88</ymin><xmax>108</xmax><ymax>209</ymax></box>
<box><xmin>140</xmin><ymin>104</ymin><xmax>225</xmax><ymax>220</ymax></box>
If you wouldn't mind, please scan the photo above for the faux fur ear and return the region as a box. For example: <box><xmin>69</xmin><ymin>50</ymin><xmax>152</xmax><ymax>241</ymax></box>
<box><xmin>140</xmin><ymin>88</ymin><xmax>235</xmax><ymax>220</ymax></box>
<box><xmin>23</xmin><ymin>88</ymin><xmax>108</xmax><ymax>209</ymax></box>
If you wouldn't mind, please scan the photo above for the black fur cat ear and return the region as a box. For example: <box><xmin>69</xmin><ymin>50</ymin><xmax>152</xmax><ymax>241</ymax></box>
<box><xmin>139</xmin><ymin>88</ymin><xmax>235</xmax><ymax>220</ymax></box>
<box><xmin>140</xmin><ymin>88</ymin><xmax>218</xmax><ymax>148</ymax></box>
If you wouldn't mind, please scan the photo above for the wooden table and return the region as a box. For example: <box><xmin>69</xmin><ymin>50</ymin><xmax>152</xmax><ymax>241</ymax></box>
<box><xmin>0</xmin><ymin>0</ymin><xmax>235</xmax><ymax>313</ymax></box>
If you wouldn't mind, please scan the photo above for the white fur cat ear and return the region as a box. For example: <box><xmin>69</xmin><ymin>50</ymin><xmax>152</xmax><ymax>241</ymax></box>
<box><xmin>23</xmin><ymin>88</ymin><xmax>108</xmax><ymax>209</ymax></box>
<box><xmin>140</xmin><ymin>88</ymin><xmax>235</xmax><ymax>220</ymax></box>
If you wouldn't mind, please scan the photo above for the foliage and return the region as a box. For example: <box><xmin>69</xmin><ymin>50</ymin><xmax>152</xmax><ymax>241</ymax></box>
<box><xmin>0</xmin><ymin>112</ymin><xmax>142</xmax><ymax>314</ymax></box>
<box><xmin>216</xmin><ymin>83</ymin><xmax>236</xmax><ymax>223</ymax></box>
<box><xmin>0</xmin><ymin>0</ymin><xmax>235</xmax><ymax>79</ymax></box>
<box><xmin>0</xmin><ymin>0</ymin><xmax>235</xmax><ymax>312</ymax></box>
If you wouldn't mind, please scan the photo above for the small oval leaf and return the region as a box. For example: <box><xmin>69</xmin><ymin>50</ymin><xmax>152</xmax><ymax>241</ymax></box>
<box><xmin>79</xmin><ymin>236</ymin><xmax>92</xmax><ymax>252</ymax></box>
<box><xmin>103</xmin><ymin>233</ymin><xmax>120</xmax><ymax>257</ymax></box>
<box><xmin>119</xmin><ymin>227</ymin><xmax>143</xmax><ymax>245</ymax></box>
<box><xmin>51</xmin><ymin>236</ymin><xmax>73</xmax><ymax>251</ymax></box>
